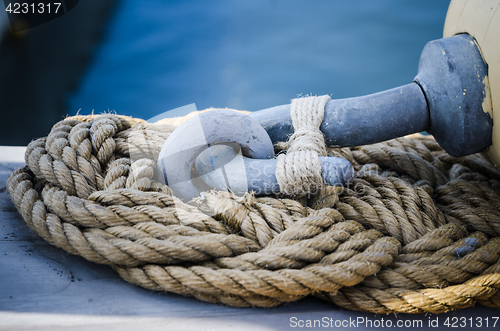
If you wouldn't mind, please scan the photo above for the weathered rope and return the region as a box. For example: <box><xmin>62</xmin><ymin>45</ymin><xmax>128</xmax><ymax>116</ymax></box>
<box><xmin>276</xmin><ymin>95</ymin><xmax>330</xmax><ymax>197</ymax></box>
<box><xmin>7</xmin><ymin>111</ymin><xmax>500</xmax><ymax>313</ymax></box>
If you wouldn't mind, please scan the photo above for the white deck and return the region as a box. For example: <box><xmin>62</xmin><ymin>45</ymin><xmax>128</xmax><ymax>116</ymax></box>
<box><xmin>0</xmin><ymin>146</ymin><xmax>498</xmax><ymax>330</ymax></box>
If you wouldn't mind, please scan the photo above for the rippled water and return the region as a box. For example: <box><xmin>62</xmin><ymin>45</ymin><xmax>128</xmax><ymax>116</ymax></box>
<box><xmin>68</xmin><ymin>0</ymin><xmax>450</xmax><ymax>119</ymax></box>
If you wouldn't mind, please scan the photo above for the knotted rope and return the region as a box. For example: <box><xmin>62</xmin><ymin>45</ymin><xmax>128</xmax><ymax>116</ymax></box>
<box><xmin>7</xmin><ymin>110</ymin><xmax>500</xmax><ymax>314</ymax></box>
<box><xmin>276</xmin><ymin>95</ymin><xmax>330</xmax><ymax>197</ymax></box>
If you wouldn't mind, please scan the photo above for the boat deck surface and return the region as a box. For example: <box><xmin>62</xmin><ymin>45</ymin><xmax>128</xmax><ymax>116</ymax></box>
<box><xmin>1</xmin><ymin>146</ymin><xmax>498</xmax><ymax>330</ymax></box>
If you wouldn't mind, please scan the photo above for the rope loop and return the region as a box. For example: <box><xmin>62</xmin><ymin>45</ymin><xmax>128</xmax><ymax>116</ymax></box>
<box><xmin>6</xmin><ymin>111</ymin><xmax>500</xmax><ymax>313</ymax></box>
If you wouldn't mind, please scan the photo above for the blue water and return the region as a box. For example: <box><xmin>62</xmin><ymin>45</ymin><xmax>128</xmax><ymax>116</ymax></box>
<box><xmin>68</xmin><ymin>0</ymin><xmax>450</xmax><ymax>119</ymax></box>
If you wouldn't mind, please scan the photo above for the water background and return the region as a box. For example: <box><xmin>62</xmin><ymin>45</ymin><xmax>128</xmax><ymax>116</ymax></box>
<box><xmin>69</xmin><ymin>0</ymin><xmax>451</xmax><ymax>118</ymax></box>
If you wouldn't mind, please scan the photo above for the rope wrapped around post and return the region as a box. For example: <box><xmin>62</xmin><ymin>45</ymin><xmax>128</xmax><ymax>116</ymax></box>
<box><xmin>7</xmin><ymin>110</ymin><xmax>500</xmax><ymax>313</ymax></box>
<box><xmin>276</xmin><ymin>95</ymin><xmax>330</xmax><ymax>197</ymax></box>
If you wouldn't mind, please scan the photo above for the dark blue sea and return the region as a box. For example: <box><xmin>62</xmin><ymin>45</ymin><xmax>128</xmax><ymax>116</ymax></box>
<box><xmin>68</xmin><ymin>0</ymin><xmax>450</xmax><ymax>119</ymax></box>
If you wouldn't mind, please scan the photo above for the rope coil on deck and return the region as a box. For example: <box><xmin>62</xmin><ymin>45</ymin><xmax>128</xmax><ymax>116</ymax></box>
<box><xmin>7</xmin><ymin>110</ymin><xmax>500</xmax><ymax>313</ymax></box>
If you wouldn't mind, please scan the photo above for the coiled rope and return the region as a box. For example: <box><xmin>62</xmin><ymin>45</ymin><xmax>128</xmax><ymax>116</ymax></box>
<box><xmin>7</xmin><ymin>111</ymin><xmax>500</xmax><ymax>314</ymax></box>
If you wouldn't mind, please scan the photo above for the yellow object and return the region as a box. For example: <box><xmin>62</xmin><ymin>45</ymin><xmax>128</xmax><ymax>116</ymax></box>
<box><xmin>444</xmin><ymin>0</ymin><xmax>500</xmax><ymax>166</ymax></box>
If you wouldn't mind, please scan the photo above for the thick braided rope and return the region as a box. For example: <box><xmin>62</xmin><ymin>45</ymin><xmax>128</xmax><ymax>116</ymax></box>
<box><xmin>6</xmin><ymin>112</ymin><xmax>500</xmax><ymax>312</ymax></box>
<box><xmin>275</xmin><ymin>95</ymin><xmax>330</xmax><ymax>197</ymax></box>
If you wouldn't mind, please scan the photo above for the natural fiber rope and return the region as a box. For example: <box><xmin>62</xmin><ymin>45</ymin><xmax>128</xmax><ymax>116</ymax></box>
<box><xmin>7</xmin><ymin>111</ymin><xmax>500</xmax><ymax>313</ymax></box>
<box><xmin>276</xmin><ymin>95</ymin><xmax>330</xmax><ymax>197</ymax></box>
